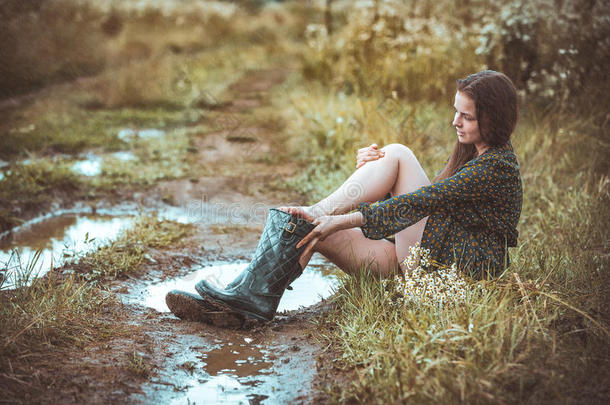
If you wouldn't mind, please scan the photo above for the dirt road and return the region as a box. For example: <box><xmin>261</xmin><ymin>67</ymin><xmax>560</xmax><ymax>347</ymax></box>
<box><xmin>4</xmin><ymin>68</ymin><xmax>339</xmax><ymax>404</ymax></box>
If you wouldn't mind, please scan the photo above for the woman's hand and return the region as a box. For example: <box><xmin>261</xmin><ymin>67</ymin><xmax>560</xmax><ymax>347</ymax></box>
<box><xmin>356</xmin><ymin>143</ymin><xmax>385</xmax><ymax>169</ymax></box>
<box><xmin>296</xmin><ymin>212</ymin><xmax>364</xmax><ymax>259</ymax></box>
<box><xmin>277</xmin><ymin>206</ymin><xmax>316</xmax><ymax>222</ymax></box>
<box><xmin>296</xmin><ymin>215</ymin><xmax>343</xmax><ymax>257</ymax></box>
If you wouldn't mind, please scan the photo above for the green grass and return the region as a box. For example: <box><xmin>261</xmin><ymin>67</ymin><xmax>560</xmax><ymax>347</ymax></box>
<box><xmin>124</xmin><ymin>350</ymin><xmax>153</xmax><ymax>378</ymax></box>
<box><xmin>316</xmin><ymin>262</ymin><xmax>609</xmax><ymax>404</ymax></box>
<box><xmin>0</xmin><ymin>213</ymin><xmax>192</xmax><ymax>400</ymax></box>
<box><xmin>276</xmin><ymin>79</ymin><xmax>454</xmax><ymax>203</ymax></box>
<box><xmin>0</xmin><ymin>102</ymin><xmax>202</xmax><ymax>159</ymax></box>
<box><xmin>77</xmin><ymin>215</ymin><xmax>192</xmax><ymax>281</ymax></box>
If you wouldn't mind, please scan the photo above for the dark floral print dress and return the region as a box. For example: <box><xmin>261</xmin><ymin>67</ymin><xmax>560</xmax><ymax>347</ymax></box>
<box><xmin>358</xmin><ymin>142</ymin><xmax>523</xmax><ymax>278</ymax></box>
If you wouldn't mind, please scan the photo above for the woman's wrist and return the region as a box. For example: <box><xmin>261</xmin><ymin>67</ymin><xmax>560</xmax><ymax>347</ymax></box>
<box><xmin>337</xmin><ymin>211</ymin><xmax>364</xmax><ymax>230</ymax></box>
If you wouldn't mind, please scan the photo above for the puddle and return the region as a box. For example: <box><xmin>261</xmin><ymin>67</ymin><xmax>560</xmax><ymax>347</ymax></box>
<box><xmin>129</xmin><ymin>257</ymin><xmax>336</xmax><ymax>403</ymax></box>
<box><xmin>138</xmin><ymin>258</ymin><xmax>340</xmax><ymax>314</ymax></box>
<box><xmin>0</xmin><ymin>214</ymin><xmax>133</xmax><ymax>288</ymax></box>
<box><xmin>72</xmin><ymin>154</ymin><xmax>102</xmax><ymax>176</ymax></box>
<box><xmin>173</xmin><ymin>344</ymin><xmax>275</xmax><ymax>404</ymax></box>
<box><xmin>118</xmin><ymin>128</ymin><xmax>165</xmax><ymax>141</ymax></box>
<box><xmin>111</xmin><ymin>151</ymin><xmax>137</xmax><ymax>161</ymax></box>
<box><xmin>138</xmin><ymin>329</ymin><xmax>316</xmax><ymax>405</ymax></box>
<box><xmin>71</xmin><ymin>151</ymin><xmax>138</xmax><ymax>177</ymax></box>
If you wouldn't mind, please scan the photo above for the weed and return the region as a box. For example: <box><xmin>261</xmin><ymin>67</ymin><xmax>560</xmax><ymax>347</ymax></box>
<box><xmin>125</xmin><ymin>350</ymin><xmax>153</xmax><ymax>378</ymax></box>
<box><xmin>77</xmin><ymin>215</ymin><xmax>192</xmax><ymax>281</ymax></box>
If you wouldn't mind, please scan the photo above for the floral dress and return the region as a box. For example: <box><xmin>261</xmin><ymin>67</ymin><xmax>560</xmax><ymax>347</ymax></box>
<box><xmin>358</xmin><ymin>142</ymin><xmax>523</xmax><ymax>277</ymax></box>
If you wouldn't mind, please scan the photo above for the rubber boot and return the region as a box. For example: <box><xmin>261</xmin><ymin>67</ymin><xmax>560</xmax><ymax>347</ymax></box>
<box><xmin>165</xmin><ymin>290</ymin><xmax>244</xmax><ymax>327</ymax></box>
<box><xmin>195</xmin><ymin>208</ymin><xmax>315</xmax><ymax>321</ymax></box>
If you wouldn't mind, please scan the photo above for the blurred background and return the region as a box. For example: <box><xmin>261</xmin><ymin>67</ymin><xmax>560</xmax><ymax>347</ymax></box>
<box><xmin>1</xmin><ymin>2</ymin><xmax>608</xmax><ymax>403</ymax></box>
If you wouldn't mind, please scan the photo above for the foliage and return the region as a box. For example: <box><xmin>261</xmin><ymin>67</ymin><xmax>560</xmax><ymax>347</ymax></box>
<box><xmin>302</xmin><ymin>0</ymin><xmax>483</xmax><ymax>101</ymax></box>
<box><xmin>472</xmin><ymin>0</ymin><xmax>610</xmax><ymax>116</ymax></box>
<box><xmin>302</xmin><ymin>0</ymin><xmax>610</xmax><ymax>118</ymax></box>
<box><xmin>0</xmin><ymin>0</ymin><xmax>106</xmax><ymax>97</ymax></box>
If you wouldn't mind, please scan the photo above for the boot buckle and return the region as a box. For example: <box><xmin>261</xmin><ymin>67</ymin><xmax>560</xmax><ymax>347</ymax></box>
<box><xmin>285</xmin><ymin>222</ymin><xmax>296</xmax><ymax>233</ymax></box>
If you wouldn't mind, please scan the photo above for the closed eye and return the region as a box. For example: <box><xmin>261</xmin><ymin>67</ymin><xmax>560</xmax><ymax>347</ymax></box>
<box><xmin>454</xmin><ymin>106</ymin><xmax>476</xmax><ymax>121</ymax></box>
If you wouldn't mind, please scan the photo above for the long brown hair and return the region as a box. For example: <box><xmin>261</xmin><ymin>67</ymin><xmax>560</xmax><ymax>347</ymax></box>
<box><xmin>434</xmin><ymin>70</ymin><xmax>518</xmax><ymax>182</ymax></box>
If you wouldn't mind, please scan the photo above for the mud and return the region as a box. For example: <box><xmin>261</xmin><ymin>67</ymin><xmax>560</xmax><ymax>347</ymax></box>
<box><xmin>2</xmin><ymin>67</ymin><xmax>339</xmax><ymax>404</ymax></box>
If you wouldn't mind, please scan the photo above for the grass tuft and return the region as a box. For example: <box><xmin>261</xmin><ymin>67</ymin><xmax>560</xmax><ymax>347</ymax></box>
<box><xmin>77</xmin><ymin>215</ymin><xmax>192</xmax><ymax>280</ymax></box>
<box><xmin>0</xmin><ymin>252</ymin><xmax>122</xmax><ymax>401</ymax></box>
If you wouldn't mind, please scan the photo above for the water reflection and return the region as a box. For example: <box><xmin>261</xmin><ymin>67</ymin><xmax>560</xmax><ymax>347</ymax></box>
<box><xmin>0</xmin><ymin>214</ymin><xmax>133</xmax><ymax>288</ymax></box>
<box><xmin>0</xmin><ymin>160</ymin><xmax>8</xmax><ymax>181</ymax></box>
<box><xmin>170</xmin><ymin>343</ymin><xmax>274</xmax><ymax>405</ymax></box>
<box><xmin>111</xmin><ymin>151</ymin><xmax>137</xmax><ymax>161</ymax></box>
<box><xmin>143</xmin><ymin>259</ymin><xmax>339</xmax><ymax>313</ymax></box>
<box><xmin>72</xmin><ymin>154</ymin><xmax>102</xmax><ymax>176</ymax></box>
<box><xmin>118</xmin><ymin>128</ymin><xmax>165</xmax><ymax>141</ymax></box>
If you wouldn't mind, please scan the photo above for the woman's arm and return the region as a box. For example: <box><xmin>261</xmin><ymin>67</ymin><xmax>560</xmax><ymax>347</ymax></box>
<box><xmin>295</xmin><ymin>211</ymin><xmax>364</xmax><ymax>257</ymax></box>
<box><xmin>358</xmin><ymin>157</ymin><xmax>516</xmax><ymax>240</ymax></box>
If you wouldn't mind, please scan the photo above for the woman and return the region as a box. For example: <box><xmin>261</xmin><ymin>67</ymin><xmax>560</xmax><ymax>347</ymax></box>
<box><xmin>285</xmin><ymin>69</ymin><xmax>522</xmax><ymax>279</ymax></box>
<box><xmin>169</xmin><ymin>70</ymin><xmax>523</xmax><ymax>322</ymax></box>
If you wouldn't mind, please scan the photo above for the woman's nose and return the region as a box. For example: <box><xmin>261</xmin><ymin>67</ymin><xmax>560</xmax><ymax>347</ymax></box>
<box><xmin>452</xmin><ymin>113</ymin><xmax>461</xmax><ymax>127</ymax></box>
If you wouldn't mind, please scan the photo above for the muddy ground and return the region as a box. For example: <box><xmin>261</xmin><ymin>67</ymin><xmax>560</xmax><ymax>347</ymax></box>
<box><xmin>2</xmin><ymin>68</ymin><xmax>348</xmax><ymax>404</ymax></box>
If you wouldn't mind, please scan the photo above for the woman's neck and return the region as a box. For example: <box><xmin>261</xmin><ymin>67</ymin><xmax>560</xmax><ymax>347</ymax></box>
<box><xmin>475</xmin><ymin>142</ymin><xmax>490</xmax><ymax>157</ymax></box>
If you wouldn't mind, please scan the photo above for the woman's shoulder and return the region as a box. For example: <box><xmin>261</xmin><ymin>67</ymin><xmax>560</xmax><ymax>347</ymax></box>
<box><xmin>472</xmin><ymin>142</ymin><xmax>520</xmax><ymax>169</ymax></box>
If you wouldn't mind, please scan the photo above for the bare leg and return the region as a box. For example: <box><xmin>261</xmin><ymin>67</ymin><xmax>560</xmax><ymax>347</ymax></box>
<box><xmin>299</xmin><ymin>144</ymin><xmax>431</xmax><ymax>274</ymax></box>
<box><xmin>308</xmin><ymin>144</ymin><xmax>430</xmax><ymax>216</ymax></box>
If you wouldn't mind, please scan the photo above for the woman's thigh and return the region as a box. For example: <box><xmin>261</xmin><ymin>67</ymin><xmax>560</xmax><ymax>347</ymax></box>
<box><xmin>381</xmin><ymin>144</ymin><xmax>431</xmax><ymax>271</ymax></box>
<box><xmin>314</xmin><ymin>228</ymin><xmax>399</xmax><ymax>277</ymax></box>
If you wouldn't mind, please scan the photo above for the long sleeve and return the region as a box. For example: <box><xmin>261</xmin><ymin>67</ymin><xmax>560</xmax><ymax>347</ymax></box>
<box><xmin>358</xmin><ymin>156</ymin><xmax>516</xmax><ymax>240</ymax></box>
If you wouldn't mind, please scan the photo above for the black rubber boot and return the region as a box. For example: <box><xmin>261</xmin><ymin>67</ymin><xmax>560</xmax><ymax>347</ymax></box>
<box><xmin>165</xmin><ymin>290</ymin><xmax>244</xmax><ymax>327</ymax></box>
<box><xmin>195</xmin><ymin>208</ymin><xmax>315</xmax><ymax>321</ymax></box>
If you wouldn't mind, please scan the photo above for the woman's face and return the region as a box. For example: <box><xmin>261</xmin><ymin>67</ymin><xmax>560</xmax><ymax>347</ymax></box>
<box><xmin>452</xmin><ymin>91</ymin><xmax>487</xmax><ymax>152</ymax></box>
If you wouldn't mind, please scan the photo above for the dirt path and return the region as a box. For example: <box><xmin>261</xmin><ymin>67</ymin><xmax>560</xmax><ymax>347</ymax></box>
<box><xmin>23</xmin><ymin>67</ymin><xmax>333</xmax><ymax>404</ymax></box>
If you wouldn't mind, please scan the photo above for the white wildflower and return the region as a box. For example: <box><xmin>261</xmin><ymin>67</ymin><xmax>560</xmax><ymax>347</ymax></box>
<box><xmin>382</xmin><ymin>244</ymin><xmax>484</xmax><ymax>308</ymax></box>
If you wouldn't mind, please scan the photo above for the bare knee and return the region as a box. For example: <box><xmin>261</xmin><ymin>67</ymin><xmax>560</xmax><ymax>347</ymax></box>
<box><xmin>381</xmin><ymin>143</ymin><xmax>417</xmax><ymax>162</ymax></box>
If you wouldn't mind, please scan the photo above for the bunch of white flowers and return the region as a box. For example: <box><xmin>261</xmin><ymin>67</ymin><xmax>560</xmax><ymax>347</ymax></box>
<box><xmin>383</xmin><ymin>244</ymin><xmax>481</xmax><ymax>307</ymax></box>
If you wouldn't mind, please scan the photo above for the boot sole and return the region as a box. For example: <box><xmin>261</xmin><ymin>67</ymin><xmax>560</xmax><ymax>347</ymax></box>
<box><xmin>195</xmin><ymin>283</ymin><xmax>272</xmax><ymax>322</ymax></box>
<box><xmin>165</xmin><ymin>290</ymin><xmax>245</xmax><ymax>327</ymax></box>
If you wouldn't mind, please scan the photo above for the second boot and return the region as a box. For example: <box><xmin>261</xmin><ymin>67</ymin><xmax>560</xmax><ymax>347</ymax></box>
<box><xmin>195</xmin><ymin>208</ymin><xmax>315</xmax><ymax>321</ymax></box>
